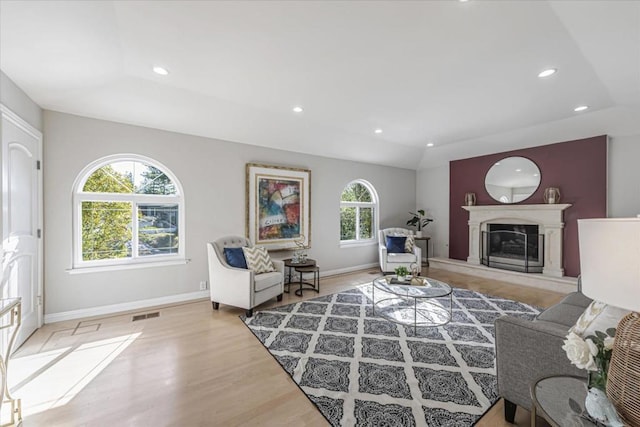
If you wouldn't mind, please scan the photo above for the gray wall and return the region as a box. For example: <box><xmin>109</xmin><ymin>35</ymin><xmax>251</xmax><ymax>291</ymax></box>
<box><xmin>416</xmin><ymin>165</ymin><xmax>449</xmax><ymax>258</ymax></box>
<box><xmin>608</xmin><ymin>135</ymin><xmax>640</xmax><ymax>217</ymax></box>
<box><xmin>0</xmin><ymin>71</ymin><xmax>42</xmax><ymax>131</ymax></box>
<box><xmin>416</xmin><ymin>135</ymin><xmax>640</xmax><ymax>259</ymax></box>
<box><xmin>43</xmin><ymin>111</ymin><xmax>416</xmax><ymax>315</ymax></box>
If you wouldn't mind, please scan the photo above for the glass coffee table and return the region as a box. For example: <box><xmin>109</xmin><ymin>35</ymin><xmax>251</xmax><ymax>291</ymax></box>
<box><xmin>372</xmin><ymin>275</ymin><xmax>452</xmax><ymax>334</ymax></box>
<box><xmin>530</xmin><ymin>375</ymin><xmax>597</xmax><ymax>427</ymax></box>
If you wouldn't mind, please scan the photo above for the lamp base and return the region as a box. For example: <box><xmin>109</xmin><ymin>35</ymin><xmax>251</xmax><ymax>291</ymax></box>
<box><xmin>607</xmin><ymin>311</ymin><xmax>640</xmax><ymax>426</ymax></box>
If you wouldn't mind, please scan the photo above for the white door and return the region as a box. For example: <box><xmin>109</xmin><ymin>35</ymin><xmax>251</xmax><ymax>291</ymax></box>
<box><xmin>1</xmin><ymin>105</ymin><xmax>43</xmax><ymax>348</ymax></box>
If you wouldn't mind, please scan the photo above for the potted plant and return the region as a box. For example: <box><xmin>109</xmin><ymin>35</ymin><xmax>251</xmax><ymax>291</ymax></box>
<box><xmin>406</xmin><ymin>209</ymin><xmax>434</xmax><ymax>238</ymax></box>
<box><xmin>394</xmin><ymin>266</ymin><xmax>409</xmax><ymax>281</ymax></box>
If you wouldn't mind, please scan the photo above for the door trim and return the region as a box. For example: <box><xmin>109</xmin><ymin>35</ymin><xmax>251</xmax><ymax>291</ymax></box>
<box><xmin>0</xmin><ymin>103</ymin><xmax>44</xmax><ymax>331</ymax></box>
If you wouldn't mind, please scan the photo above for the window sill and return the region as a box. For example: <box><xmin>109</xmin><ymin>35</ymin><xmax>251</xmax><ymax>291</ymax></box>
<box><xmin>340</xmin><ymin>240</ymin><xmax>377</xmax><ymax>248</ymax></box>
<box><xmin>67</xmin><ymin>258</ymin><xmax>190</xmax><ymax>274</ymax></box>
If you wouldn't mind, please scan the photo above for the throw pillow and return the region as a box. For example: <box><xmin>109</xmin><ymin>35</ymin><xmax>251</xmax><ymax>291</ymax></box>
<box><xmin>386</xmin><ymin>235</ymin><xmax>407</xmax><ymax>254</ymax></box>
<box><xmin>242</xmin><ymin>246</ymin><xmax>276</xmax><ymax>274</ymax></box>
<box><xmin>404</xmin><ymin>235</ymin><xmax>415</xmax><ymax>253</ymax></box>
<box><xmin>569</xmin><ymin>300</ymin><xmax>630</xmax><ymax>338</ymax></box>
<box><xmin>223</xmin><ymin>247</ymin><xmax>247</xmax><ymax>269</ymax></box>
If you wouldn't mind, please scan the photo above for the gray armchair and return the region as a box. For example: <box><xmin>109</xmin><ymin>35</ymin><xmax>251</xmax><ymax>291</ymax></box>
<box><xmin>207</xmin><ymin>236</ymin><xmax>284</xmax><ymax>317</ymax></box>
<box><xmin>495</xmin><ymin>290</ymin><xmax>591</xmax><ymax>422</ymax></box>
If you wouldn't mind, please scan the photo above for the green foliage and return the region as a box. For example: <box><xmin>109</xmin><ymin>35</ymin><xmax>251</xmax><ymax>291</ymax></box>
<box><xmin>139</xmin><ymin>166</ymin><xmax>176</xmax><ymax>195</ymax></box>
<box><xmin>341</xmin><ymin>182</ymin><xmax>372</xmax><ymax>202</ymax></box>
<box><xmin>406</xmin><ymin>209</ymin><xmax>434</xmax><ymax>231</ymax></box>
<box><xmin>395</xmin><ymin>266</ymin><xmax>409</xmax><ymax>276</ymax></box>
<box><xmin>83</xmin><ymin>165</ymin><xmax>133</xmax><ymax>193</ymax></box>
<box><xmin>340</xmin><ymin>207</ymin><xmax>356</xmax><ymax>240</ymax></box>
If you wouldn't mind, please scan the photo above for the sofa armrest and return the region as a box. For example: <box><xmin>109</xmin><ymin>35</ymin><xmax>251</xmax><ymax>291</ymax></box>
<box><xmin>495</xmin><ymin>315</ymin><xmax>587</xmax><ymax>410</ymax></box>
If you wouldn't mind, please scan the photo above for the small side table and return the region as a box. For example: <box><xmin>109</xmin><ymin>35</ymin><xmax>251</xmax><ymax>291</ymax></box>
<box><xmin>530</xmin><ymin>375</ymin><xmax>596</xmax><ymax>427</ymax></box>
<box><xmin>283</xmin><ymin>258</ymin><xmax>316</xmax><ymax>295</ymax></box>
<box><xmin>414</xmin><ymin>236</ymin><xmax>430</xmax><ymax>267</ymax></box>
<box><xmin>294</xmin><ymin>265</ymin><xmax>320</xmax><ymax>297</ymax></box>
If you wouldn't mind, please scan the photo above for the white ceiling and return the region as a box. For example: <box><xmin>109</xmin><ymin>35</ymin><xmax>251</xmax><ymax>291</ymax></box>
<box><xmin>1</xmin><ymin>0</ymin><xmax>639</xmax><ymax>170</ymax></box>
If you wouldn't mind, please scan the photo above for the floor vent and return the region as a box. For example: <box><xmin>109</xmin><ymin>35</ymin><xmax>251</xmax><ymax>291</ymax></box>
<box><xmin>132</xmin><ymin>312</ymin><xmax>160</xmax><ymax>322</ymax></box>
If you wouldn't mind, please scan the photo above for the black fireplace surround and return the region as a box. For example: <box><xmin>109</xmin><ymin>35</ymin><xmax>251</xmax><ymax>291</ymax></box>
<box><xmin>481</xmin><ymin>224</ymin><xmax>544</xmax><ymax>273</ymax></box>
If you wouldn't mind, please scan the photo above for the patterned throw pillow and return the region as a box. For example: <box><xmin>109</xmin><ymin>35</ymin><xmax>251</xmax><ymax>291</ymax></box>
<box><xmin>404</xmin><ymin>235</ymin><xmax>415</xmax><ymax>253</ymax></box>
<box><xmin>569</xmin><ymin>300</ymin><xmax>630</xmax><ymax>337</ymax></box>
<box><xmin>242</xmin><ymin>246</ymin><xmax>276</xmax><ymax>274</ymax></box>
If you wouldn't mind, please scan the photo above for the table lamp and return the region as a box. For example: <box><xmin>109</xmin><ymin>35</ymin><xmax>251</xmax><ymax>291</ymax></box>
<box><xmin>578</xmin><ymin>218</ymin><xmax>640</xmax><ymax>426</ymax></box>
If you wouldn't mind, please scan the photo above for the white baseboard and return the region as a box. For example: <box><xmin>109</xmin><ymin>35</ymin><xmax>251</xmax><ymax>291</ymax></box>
<box><xmin>321</xmin><ymin>262</ymin><xmax>379</xmax><ymax>278</ymax></box>
<box><xmin>44</xmin><ymin>290</ymin><xmax>209</xmax><ymax>324</ymax></box>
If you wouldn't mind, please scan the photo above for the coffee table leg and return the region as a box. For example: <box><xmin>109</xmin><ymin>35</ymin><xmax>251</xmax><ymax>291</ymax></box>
<box><xmin>414</xmin><ymin>297</ymin><xmax>417</xmax><ymax>336</ymax></box>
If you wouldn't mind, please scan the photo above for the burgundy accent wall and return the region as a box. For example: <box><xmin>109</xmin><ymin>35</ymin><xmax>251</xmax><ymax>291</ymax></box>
<box><xmin>449</xmin><ymin>136</ymin><xmax>607</xmax><ymax>277</ymax></box>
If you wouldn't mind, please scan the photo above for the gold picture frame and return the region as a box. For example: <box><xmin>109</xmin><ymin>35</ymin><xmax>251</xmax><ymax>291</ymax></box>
<box><xmin>246</xmin><ymin>163</ymin><xmax>311</xmax><ymax>250</ymax></box>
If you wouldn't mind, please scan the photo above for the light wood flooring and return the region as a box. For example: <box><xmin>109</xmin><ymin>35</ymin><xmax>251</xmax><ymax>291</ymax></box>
<box><xmin>11</xmin><ymin>267</ymin><xmax>564</xmax><ymax>426</ymax></box>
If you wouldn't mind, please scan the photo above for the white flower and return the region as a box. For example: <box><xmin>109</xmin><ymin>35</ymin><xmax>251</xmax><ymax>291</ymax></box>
<box><xmin>563</xmin><ymin>332</ymin><xmax>597</xmax><ymax>371</ymax></box>
<box><xmin>604</xmin><ymin>336</ymin><xmax>615</xmax><ymax>351</ymax></box>
<box><xmin>586</xmin><ymin>338</ymin><xmax>599</xmax><ymax>357</ymax></box>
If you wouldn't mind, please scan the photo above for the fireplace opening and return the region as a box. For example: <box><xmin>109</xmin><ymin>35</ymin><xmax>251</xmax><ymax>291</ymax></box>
<box><xmin>481</xmin><ymin>224</ymin><xmax>544</xmax><ymax>273</ymax></box>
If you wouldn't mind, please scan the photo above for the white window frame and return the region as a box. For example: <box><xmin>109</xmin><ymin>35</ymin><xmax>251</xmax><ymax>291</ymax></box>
<box><xmin>339</xmin><ymin>179</ymin><xmax>379</xmax><ymax>247</ymax></box>
<box><xmin>71</xmin><ymin>154</ymin><xmax>186</xmax><ymax>271</ymax></box>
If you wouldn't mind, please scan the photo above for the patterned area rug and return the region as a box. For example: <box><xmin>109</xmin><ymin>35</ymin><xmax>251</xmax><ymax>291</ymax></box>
<box><xmin>242</xmin><ymin>284</ymin><xmax>540</xmax><ymax>426</ymax></box>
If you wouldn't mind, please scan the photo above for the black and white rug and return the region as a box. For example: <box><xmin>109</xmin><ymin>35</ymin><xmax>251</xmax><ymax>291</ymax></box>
<box><xmin>242</xmin><ymin>284</ymin><xmax>540</xmax><ymax>426</ymax></box>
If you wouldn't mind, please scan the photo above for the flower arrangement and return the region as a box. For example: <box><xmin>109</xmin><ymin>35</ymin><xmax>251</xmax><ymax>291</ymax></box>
<box><xmin>562</xmin><ymin>328</ymin><xmax>616</xmax><ymax>391</ymax></box>
<box><xmin>394</xmin><ymin>266</ymin><xmax>409</xmax><ymax>280</ymax></box>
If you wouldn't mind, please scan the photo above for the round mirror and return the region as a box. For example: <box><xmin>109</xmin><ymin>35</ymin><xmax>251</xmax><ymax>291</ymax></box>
<box><xmin>485</xmin><ymin>156</ymin><xmax>541</xmax><ymax>203</ymax></box>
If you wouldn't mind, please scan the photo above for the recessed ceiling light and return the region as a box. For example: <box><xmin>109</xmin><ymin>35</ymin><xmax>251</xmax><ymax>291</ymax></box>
<box><xmin>574</xmin><ymin>105</ymin><xmax>589</xmax><ymax>112</ymax></box>
<box><xmin>538</xmin><ymin>68</ymin><xmax>557</xmax><ymax>78</ymax></box>
<box><xmin>153</xmin><ymin>66</ymin><xmax>169</xmax><ymax>76</ymax></box>
<box><xmin>516</xmin><ymin>169</ymin><xmax>522</xmax><ymax>172</ymax></box>
<box><xmin>374</xmin><ymin>129</ymin><xmax>383</xmax><ymax>134</ymax></box>
<box><xmin>292</xmin><ymin>106</ymin><xmax>304</xmax><ymax>113</ymax></box>
<box><xmin>495</xmin><ymin>162</ymin><xmax>501</xmax><ymax>166</ymax></box>
<box><xmin>426</xmin><ymin>143</ymin><xmax>434</xmax><ymax>147</ymax></box>
<box><xmin>459</xmin><ymin>0</ymin><xmax>469</xmax><ymax>2</ymax></box>
<box><xmin>533</xmin><ymin>173</ymin><xmax>539</xmax><ymax>177</ymax></box>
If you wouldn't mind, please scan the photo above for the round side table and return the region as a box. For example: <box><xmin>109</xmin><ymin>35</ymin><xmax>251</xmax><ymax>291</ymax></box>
<box><xmin>530</xmin><ymin>375</ymin><xmax>596</xmax><ymax>427</ymax></box>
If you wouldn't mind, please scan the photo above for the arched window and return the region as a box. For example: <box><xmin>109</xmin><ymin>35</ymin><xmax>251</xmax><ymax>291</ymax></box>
<box><xmin>340</xmin><ymin>180</ymin><xmax>378</xmax><ymax>244</ymax></box>
<box><xmin>72</xmin><ymin>154</ymin><xmax>185</xmax><ymax>269</ymax></box>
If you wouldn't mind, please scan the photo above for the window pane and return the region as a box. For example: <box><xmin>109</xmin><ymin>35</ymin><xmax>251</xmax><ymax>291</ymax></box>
<box><xmin>136</xmin><ymin>165</ymin><xmax>176</xmax><ymax>195</ymax></box>
<box><xmin>83</xmin><ymin>164</ymin><xmax>134</xmax><ymax>193</ymax></box>
<box><xmin>83</xmin><ymin>161</ymin><xmax>177</xmax><ymax>195</ymax></box>
<box><xmin>359</xmin><ymin>207</ymin><xmax>373</xmax><ymax>239</ymax></box>
<box><xmin>138</xmin><ymin>204</ymin><xmax>179</xmax><ymax>256</ymax></box>
<box><xmin>82</xmin><ymin>201</ymin><xmax>132</xmax><ymax>260</ymax></box>
<box><xmin>340</xmin><ymin>207</ymin><xmax>356</xmax><ymax>240</ymax></box>
<box><xmin>341</xmin><ymin>182</ymin><xmax>372</xmax><ymax>202</ymax></box>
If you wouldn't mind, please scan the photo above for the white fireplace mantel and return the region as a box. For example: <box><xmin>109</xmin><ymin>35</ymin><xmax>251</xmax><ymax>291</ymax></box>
<box><xmin>462</xmin><ymin>204</ymin><xmax>571</xmax><ymax>277</ymax></box>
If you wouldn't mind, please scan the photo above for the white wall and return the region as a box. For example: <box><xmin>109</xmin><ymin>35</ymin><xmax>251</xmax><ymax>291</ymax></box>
<box><xmin>416</xmin><ymin>135</ymin><xmax>640</xmax><ymax>262</ymax></box>
<box><xmin>43</xmin><ymin>111</ymin><xmax>415</xmax><ymax>316</ymax></box>
<box><xmin>416</xmin><ymin>165</ymin><xmax>449</xmax><ymax>258</ymax></box>
<box><xmin>0</xmin><ymin>71</ymin><xmax>42</xmax><ymax>131</ymax></box>
<box><xmin>608</xmin><ymin>135</ymin><xmax>640</xmax><ymax>217</ymax></box>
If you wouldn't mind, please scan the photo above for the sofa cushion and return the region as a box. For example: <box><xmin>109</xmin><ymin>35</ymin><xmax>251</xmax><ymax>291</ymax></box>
<box><xmin>254</xmin><ymin>271</ymin><xmax>283</xmax><ymax>292</ymax></box>
<box><xmin>242</xmin><ymin>246</ymin><xmax>276</xmax><ymax>274</ymax></box>
<box><xmin>559</xmin><ymin>292</ymin><xmax>592</xmax><ymax>309</ymax></box>
<box><xmin>386</xmin><ymin>236</ymin><xmax>406</xmax><ymax>253</ymax></box>
<box><xmin>223</xmin><ymin>247</ymin><xmax>247</xmax><ymax>269</ymax></box>
<box><xmin>536</xmin><ymin>303</ymin><xmax>588</xmax><ymax>328</ymax></box>
<box><xmin>569</xmin><ymin>300</ymin><xmax>630</xmax><ymax>337</ymax></box>
<box><xmin>386</xmin><ymin>253</ymin><xmax>417</xmax><ymax>263</ymax></box>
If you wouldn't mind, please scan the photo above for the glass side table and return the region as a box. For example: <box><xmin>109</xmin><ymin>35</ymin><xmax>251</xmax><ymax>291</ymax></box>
<box><xmin>530</xmin><ymin>375</ymin><xmax>597</xmax><ymax>427</ymax></box>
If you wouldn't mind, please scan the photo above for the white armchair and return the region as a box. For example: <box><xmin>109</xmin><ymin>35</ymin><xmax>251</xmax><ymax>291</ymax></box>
<box><xmin>378</xmin><ymin>228</ymin><xmax>422</xmax><ymax>275</ymax></box>
<box><xmin>207</xmin><ymin>236</ymin><xmax>284</xmax><ymax>317</ymax></box>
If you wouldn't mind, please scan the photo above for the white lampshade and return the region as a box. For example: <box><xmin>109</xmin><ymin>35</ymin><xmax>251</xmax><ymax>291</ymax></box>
<box><xmin>578</xmin><ymin>218</ymin><xmax>640</xmax><ymax>312</ymax></box>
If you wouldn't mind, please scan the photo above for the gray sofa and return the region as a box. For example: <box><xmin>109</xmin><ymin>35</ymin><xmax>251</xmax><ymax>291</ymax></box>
<box><xmin>495</xmin><ymin>290</ymin><xmax>592</xmax><ymax>422</ymax></box>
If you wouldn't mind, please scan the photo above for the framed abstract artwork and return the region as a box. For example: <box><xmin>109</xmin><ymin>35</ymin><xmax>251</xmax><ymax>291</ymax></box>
<box><xmin>246</xmin><ymin>163</ymin><xmax>311</xmax><ymax>250</ymax></box>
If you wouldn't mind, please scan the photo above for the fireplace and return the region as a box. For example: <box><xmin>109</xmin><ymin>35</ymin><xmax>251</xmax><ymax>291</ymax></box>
<box><xmin>462</xmin><ymin>204</ymin><xmax>571</xmax><ymax>277</ymax></box>
<box><xmin>481</xmin><ymin>224</ymin><xmax>544</xmax><ymax>273</ymax></box>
